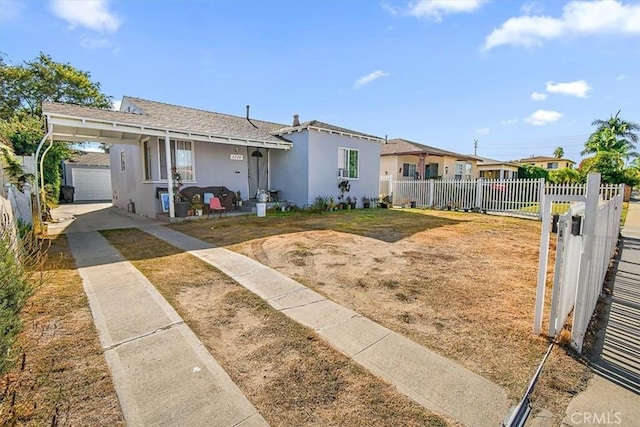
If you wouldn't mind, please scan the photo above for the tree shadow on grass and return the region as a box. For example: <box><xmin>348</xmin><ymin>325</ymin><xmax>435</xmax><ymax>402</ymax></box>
<box><xmin>168</xmin><ymin>209</ymin><xmax>464</xmax><ymax>246</ymax></box>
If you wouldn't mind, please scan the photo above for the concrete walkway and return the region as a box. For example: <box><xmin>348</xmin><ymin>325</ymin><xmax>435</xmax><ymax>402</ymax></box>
<box><xmin>141</xmin><ymin>225</ymin><xmax>511</xmax><ymax>426</ymax></box>
<box><xmin>52</xmin><ymin>203</ymin><xmax>268</xmax><ymax>427</ymax></box>
<box><xmin>563</xmin><ymin>200</ymin><xmax>640</xmax><ymax>425</ymax></box>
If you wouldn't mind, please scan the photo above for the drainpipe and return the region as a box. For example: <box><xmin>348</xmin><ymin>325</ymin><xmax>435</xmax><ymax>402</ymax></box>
<box><xmin>164</xmin><ymin>131</ymin><xmax>175</xmax><ymax>218</ymax></box>
<box><xmin>34</xmin><ymin>121</ymin><xmax>53</xmax><ymax>228</ymax></box>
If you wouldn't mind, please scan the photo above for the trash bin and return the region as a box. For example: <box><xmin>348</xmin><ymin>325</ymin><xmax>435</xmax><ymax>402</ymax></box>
<box><xmin>60</xmin><ymin>185</ymin><xmax>75</xmax><ymax>203</ymax></box>
<box><xmin>257</xmin><ymin>202</ymin><xmax>266</xmax><ymax>217</ymax></box>
<box><xmin>410</xmin><ymin>201</ymin><xmax>416</xmax><ymax>208</ymax></box>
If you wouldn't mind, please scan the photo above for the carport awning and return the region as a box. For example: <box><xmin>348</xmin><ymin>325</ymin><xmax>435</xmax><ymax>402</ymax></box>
<box><xmin>42</xmin><ymin>103</ymin><xmax>293</xmax><ymax>150</ymax></box>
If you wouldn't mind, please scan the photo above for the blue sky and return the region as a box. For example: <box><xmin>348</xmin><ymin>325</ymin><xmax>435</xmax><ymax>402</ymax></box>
<box><xmin>1</xmin><ymin>0</ymin><xmax>638</xmax><ymax>163</ymax></box>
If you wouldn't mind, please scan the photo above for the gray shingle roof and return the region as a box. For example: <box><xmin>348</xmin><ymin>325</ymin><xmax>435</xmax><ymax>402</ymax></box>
<box><xmin>276</xmin><ymin>120</ymin><xmax>383</xmax><ymax>141</ymax></box>
<box><xmin>67</xmin><ymin>151</ymin><xmax>110</xmax><ymax>166</ymax></box>
<box><xmin>122</xmin><ymin>97</ymin><xmax>288</xmax><ymax>143</ymax></box>
<box><xmin>381</xmin><ymin>138</ymin><xmax>475</xmax><ymax>160</ymax></box>
<box><xmin>43</xmin><ymin>97</ymin><xmax>382</xmax><ymax>145</ymax></box>
<box><xmin>42</xmin><ymin>98</ymin><xmax>287</xmax><ymax>145</ymax></box>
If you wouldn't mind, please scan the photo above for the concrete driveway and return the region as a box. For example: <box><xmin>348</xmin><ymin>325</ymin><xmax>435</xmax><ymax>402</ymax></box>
<box><xmin>48</xmin><ymin>203</ymin><xmax>162</xmax><ymax>234</ymax></box>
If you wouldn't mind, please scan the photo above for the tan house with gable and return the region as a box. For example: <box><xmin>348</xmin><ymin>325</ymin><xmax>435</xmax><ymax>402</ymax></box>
<box><xmin>380</xmin><ymin>138</ymin><xmax>478</xmax><ymax>181</ymax></box>
<box><xmin>516</xmin><ymin>156</ymin><xmax>575</xmax><ymax>170</ymax></box>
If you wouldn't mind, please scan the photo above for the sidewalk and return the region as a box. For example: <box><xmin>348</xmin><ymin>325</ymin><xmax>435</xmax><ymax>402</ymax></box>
<box><xmin>66</xmin><ymin>231</ymin><xmax>267</xmax><ymax>427</ymax></box>
<box><xmin>141</xmin><ymin>225</ymin><xmax>511</xmax><ymax>426</ymax></box>
<box><xmin>563</xmin><ymin>200</ymin><xmax>640</xmax><ymax>425</ymax></box>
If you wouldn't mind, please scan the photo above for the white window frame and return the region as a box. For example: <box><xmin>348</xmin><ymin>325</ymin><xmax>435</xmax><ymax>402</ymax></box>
<box><xmin>158</xmin><ymin>138</ymin><xmax>196</xmax><ymax>182</ymax></box>
<box><xmin>142</xmin><ymin>139</ymin><xmax>152</xmax><ymax>181</ymax></box>
<box><xmin>338</xmin><ymin>147</ymin><xmax>359</xmax><ymax>180</ymax></box>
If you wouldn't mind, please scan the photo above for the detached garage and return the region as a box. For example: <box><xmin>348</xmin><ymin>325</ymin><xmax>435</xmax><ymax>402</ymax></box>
<box><xmin>62</xmin><ymin>152</ymin><xmax>112</xmax><ymax>202</ymax></box>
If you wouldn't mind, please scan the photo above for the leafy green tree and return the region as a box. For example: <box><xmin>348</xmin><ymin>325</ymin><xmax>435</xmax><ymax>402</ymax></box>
<box><xmin>549</xmin><ymin>167</ymin><xmax>581</xmax><ymax>184</ymax></box>
<box><xmin>0</xmin><ymin>53</ymin><xmax>112</xmax><ymax>200</ymax></box>
<box><xmin>518</xmin><ymin>164</ymin><xmax>549</xmax><ymax>180</ymax></box>
<box><xmin>581</xmin><ymin>111</ymin><xmax>640</xmax><ymax>162</ymax></box>
<box><xmin>553</xmin><ymin>146</ymin><xmax>564</xmax><ymax>158</ymax></box>
<box><xmin>0</xmin><ymin>53</ymin><xmax>111</xmax><ymax>121</ymax></box>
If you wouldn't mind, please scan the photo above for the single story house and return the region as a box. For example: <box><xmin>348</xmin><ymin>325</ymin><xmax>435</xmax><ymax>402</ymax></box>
<box><xmin>516</xmin><ymin>156</ymin><xmax>575</xmax><ymax>170</ymax></box>
<box><xmin>41</xmin><ymin>97</ymin><xmax>383</xmax><ymax>218</ymax></box>
<box><xmin>475</xmin><ymin>156</ymin><xmax>519</xmax><ymax>180</ymax></box>
<box><xmin>380</xmin><ymin>138</ymin><xmax>478</xmax><ymax>181</ymax></box>
<box><xmin>62</xmin><ymin>151</ymin><xmax>112</xmax><ymax>202</ymax></box>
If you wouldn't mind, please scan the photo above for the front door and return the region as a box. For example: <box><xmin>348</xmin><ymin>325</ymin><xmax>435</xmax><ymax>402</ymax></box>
<box><xmin>248</xmin><ymin>148</ymin><xmax>268</xmax><ymax>199</ymax></box>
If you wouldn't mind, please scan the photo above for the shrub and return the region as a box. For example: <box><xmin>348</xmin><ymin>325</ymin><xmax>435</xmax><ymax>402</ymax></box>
<box><xmin>0</xmin><ymin>223</ymin><xmax>44</xmax><ymax>375</ymax></box>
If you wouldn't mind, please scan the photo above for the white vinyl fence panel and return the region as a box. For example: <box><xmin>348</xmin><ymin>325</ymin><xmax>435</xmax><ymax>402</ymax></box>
<box><xmin>536</xmin><ymin>174</ymin><xmax>623</xmax><ymax>352</ymax></box>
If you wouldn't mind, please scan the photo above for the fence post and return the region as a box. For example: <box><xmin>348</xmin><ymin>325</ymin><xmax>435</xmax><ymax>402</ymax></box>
<box><xmin>571</xmin><ymin>173</ymin><xmax>600</xmax><ymax>352</ymax></box>
<box><xmin>534</xmin><ymin>194</ymin><xmax>553</xmax><ymax>335</ymax></box>
<box><xmin>428</xmin><ymin>180</ymin><xmax>434</xmax><ymax>207</ymax></box>
<box><xmin>475</xmin><ymin>179</ymin><xmax>483</xmax><ymax>209</ymax></box>
<box><xmin>537</xmin><ymin>178</ymin><xmax>546</xmax><ymax>218</ymax></box>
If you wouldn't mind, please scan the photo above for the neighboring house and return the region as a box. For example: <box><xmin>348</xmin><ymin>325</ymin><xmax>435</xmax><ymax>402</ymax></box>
<box><xmin>475</xmin><ymin>156</ymin><xmax>519</xmax><ymax>180</ymax></box>
<box><xmin>62</xmin><ymin>151</ymin><xmax>112</xmax><ymax>201</ymax></box>
<box><xmin>41</xmin><ymin>97</ymin><xmax>383</xmax><ymax>218</ymax></box>
<box><xmin>516</xmin><ymin>156</ymin><xmax>575</xmax><ymax>170</ymax></box>
<box><xmin>380</xmin><ymin>138</ymin><xmax>478</xmax><ymax>181</ymax></box>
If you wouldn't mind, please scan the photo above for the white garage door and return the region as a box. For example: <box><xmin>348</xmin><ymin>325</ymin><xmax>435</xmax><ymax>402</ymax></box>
<box><xmin>71</xmin><ymin>168</ymin><xmax>112</xmax><ymax>201</ymax></box>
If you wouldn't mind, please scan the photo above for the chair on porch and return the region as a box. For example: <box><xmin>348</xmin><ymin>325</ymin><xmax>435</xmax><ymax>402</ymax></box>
<box><xmin>207</xmin><ymin>197</ymin><xmax>226</xmax><ymax>219</ymax></box>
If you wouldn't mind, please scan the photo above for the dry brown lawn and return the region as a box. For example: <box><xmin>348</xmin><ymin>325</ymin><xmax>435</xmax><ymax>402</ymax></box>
<box><xmin>102</xmin><ymin>228</ymin><xmax>452</xmax><ymax>426</ymax></box>
<box><xmin>170</xmin><ymin>208</ymin><xmax>591</xmax><ymax>422</ymax></box>
<box><xmin>0</xmin><ymin>235</ymin><xmax>124</xmax><ymax>426</ymax></box>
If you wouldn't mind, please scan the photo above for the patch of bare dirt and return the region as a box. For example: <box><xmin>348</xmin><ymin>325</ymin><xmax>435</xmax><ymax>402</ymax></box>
<box><xmin>230</xmin><ymin>211</ymin><xmax>590</xmax><ymax>420</ymax></box>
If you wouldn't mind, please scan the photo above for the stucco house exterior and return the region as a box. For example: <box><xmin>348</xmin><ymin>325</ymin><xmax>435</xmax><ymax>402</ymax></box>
<box><xmin>516</xmin><ymin>156</ymin><xmax>575</xmax><ymax>170</ymax></box>
<box><xmin>41</xmin><ymin>97</ymin><xmax>383</xmax><ymax>218</ymax></box>
<box><xmin>380</xmin><ymin>138</ymin><xmax>478</xmax><ymax>181</ymax></box>
<box><xmin>62</xmin><ymin>151</ymin><xmax>112</xmax><ymax>202</ymax></box>
<box><xmin>476</xmin><ymin>156</ymin><xmax>519</xmax><ymax>180</ymax></box>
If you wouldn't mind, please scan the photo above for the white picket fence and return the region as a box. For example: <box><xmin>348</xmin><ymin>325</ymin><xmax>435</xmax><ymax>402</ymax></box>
<box><xmin>534</xmin><ymin>174</ymin><xmax>623</xmax><ymax>352</ymax></box>
<box><xmin>379</xmin><ymin>177</ymin><xmax>602</xmax><ymax>218</ymax></box>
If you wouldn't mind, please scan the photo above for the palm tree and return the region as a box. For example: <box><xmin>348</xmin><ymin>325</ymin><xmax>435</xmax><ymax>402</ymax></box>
<box><xmin>553</xmin><ymin>146</ymin><xmax>564</xmax><ymax>158</ymax></box>
<box><xmin>582</xmin><ymin>111</ymin><xmax>640</xmax><ymax>162</ymax></box>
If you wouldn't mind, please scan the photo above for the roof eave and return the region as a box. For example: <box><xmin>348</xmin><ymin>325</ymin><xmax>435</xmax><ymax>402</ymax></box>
<box><xmin>45</xmin><ymin>112</ymin><xmax>293</xmax><ymax>150</ymax></box>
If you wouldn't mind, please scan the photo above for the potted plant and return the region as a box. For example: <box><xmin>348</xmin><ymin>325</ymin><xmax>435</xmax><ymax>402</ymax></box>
<box><xmin>173</xmin><ymin>170</ymin><xmax>189</xmax><ymax>217</ymax></box>
<box><xmin>362</xmin><ymin>196</ymin><xmax>371</xmax><ymax>208</ymax></box>
<box><xmin>235</xmin><ymin>190</ymin><xmax>243</xmax><ymax>207</ymax></box>
<box><xmin>337</xmin><ymin>179</ymin><xmax>351</xmax><ymax>210</ymax></box>
<box><xmin>190</xmin><ymin>193</ymin><xmax>204</xmax><ymax>216</ymax></box>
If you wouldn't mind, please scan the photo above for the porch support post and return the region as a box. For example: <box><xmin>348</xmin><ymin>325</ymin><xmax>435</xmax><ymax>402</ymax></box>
<box><xmin>34</xmin><ymin>122</ymin><xmax>53</xmax><ymax>230</ymax></box>
<box><xmin>164</xmin><ymin>131</ymin><xmax>175</xmax><ymax>218</ymax></box>
<box><xmin>418</xmin><ymin>154</ymin><xmax>425</xmax><ymax>180</ymax></box>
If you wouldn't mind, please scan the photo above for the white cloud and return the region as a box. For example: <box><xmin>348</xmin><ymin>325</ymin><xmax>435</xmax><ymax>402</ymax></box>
<box><xmin>476</xmin><ymin>127</ymin><xmax>490</xmax><ymax>135</ymax></box>
<box><xmin>354</xmin><ymin>70</ymin><xmax>390</xmax><ymax>89</ymax></box>
<box><xmin>501</xmin><ymin>118</ymin><xmax>518</xmax><ymax>125</ymax></box>
<box><xmin>80</xmin><ymin>36</ymin><xmax>111</xmax><ymax>49</ymax></box>
<box><xmin>525</xmin><ymin>109</ymin><xmax>562</xmax><ymax>126</ymax></box>
<box><xmin>546</xmin><ymin>80</ymin><xmax>591</xmax><ymax>98</ymax></box>
<box><xmin>484</xmin><ymin>0</ymin><xmax>640</xmax><ymax>50</ymax></box>
<box><xmin>531</xmin><ymin>92</ymin><xmax>547</xmax><ymax>101</ymax></box>
<box><xmin>112</xmin><ymin>99</ymin><xmax>122</xmax><ymax>111</ymax></box>
<box><xmin>51</xmin><ymin>0</ymin><xmax>120</xmax><ymax>33</ymax></box>
<box><xmin>616</xmin><ymin>73</ymin><xmax>628</xmax><ymax>81</ymax></box>
<box><xmin>520</xmin><ymin>1</ymin><xmax>544</xmax><ymax>15</ymax></box>
<box><xmin>386</xmin><ymin>0</ymin><xmax>487</xmax><ymax>21</ymax></box>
